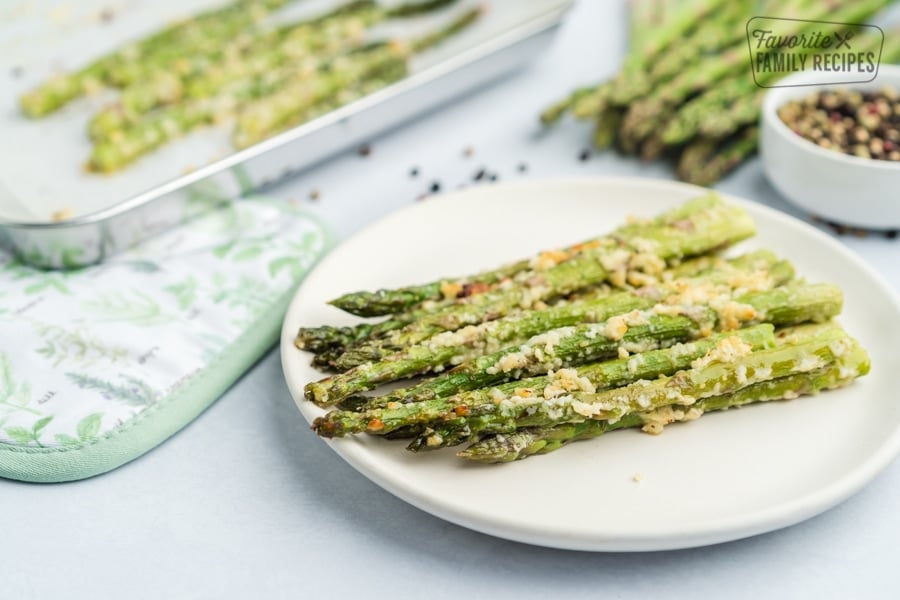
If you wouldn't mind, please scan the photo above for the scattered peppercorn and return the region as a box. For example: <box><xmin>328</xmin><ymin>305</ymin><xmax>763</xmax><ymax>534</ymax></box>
<box><xmin>430</xmin><ymin>181</ymin><xmax>441</xmax><ymax>193</ymax></box>
<box><xmin>779</xmin><ymin>86</ymin><xmax>900</xmax><ymax>161</ymax></box>
<box><xmin>409</xmin><ymin>166</ymin><xmax>419</xmax><ymax>178</ymax></box>
<box><xmin>488</xmin><ymin>173</ymin><xmax>498</xmax><ymax>182</ymax></box>
<box><xmin>473</xmin><ymin>168</ymin><xmax>486</xmax><ymax>181</ymax></box>
<box><xmin>816</xmin><ymin>217</ymin><xmax>899</xmax><ymax>239</ymax></box>
<box><xmin>517</xmin><ymin>162</ymin><xmax>528</xmax><ymax>172</ymax></box>
<box><xmin>309</xmin><ymin>188</ymin><xmax>320</xmax><ymax>201</ymax></box>
<box><xmin>99</xmin><ymin>7</ymin><xmax>116</xmax><ymax>23</ymax></box>
<box><xmin>358</xmin><ymin>143</ymin><xmax>372</xmax><ymax>157</ymax></box>
<box><xmin>579</xmin><ymin>149</ymin><xmax>591</xmax><ymax>161</ymax></box>
<box><xmin>463</xmin><ymin>145</ymin><xmax>474</xmax><ymax>157</ymax></box>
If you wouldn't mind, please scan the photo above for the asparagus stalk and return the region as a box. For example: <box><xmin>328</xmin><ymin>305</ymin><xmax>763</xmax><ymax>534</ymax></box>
<box><xmin>272</xmin><ymin>57</ymin><xmax>409</xmax><ymax>128</ymax></box>
<box><xmin>336</xmin><ymin>280</ymin><xmax>841</xmax><ymax>415</ymax></box>
<box><xmin>646</xmin><ymin>1</ymin><xmax>747</xmax><ymax>84</ymax></box>
<box><xmin>675</xmin><ymin>137</ymin><xmax>719</xmax><ymax>181</ymax></box>
<box><xmin>340</xmin><ymin>322</ymin><xmax>775</xmax><ymax>416</ymax></box>
<box><xmin>88</xmin><ymin>1</ymin><xmax>386</xmax><ymax>139</ymax></box>
<box><xmin>416</xmin><ymin>323</ymin><xmax>865</xmax><ymax>451</ymax></box>
<box><xmin>19</xmin><ymin>0</ymin><xmax>291</xmax><ymax>117</ymax></box>
<box><xmin>300</xmin><ymin>250</ymin><xmax>762</xmax><ymax>363</ymax></box>
<box><xmin>231</xmin><ymin>44</ymin><xmax>410</xmax><ymax>148</ymax></box>
<box><xmin>313</xmin><ymin>315</ymin><xmax>720</xmax><ymax>437</ymax></box>
<box><xmin>231</xmin><ymin>5</ymin><xmax>482</xmax><ymax>148</ymax></box>
<box><xmin>328</xmin><ymin>194</ymin><xmax>725</xmax><ymax>317</ymax></box>
<box><xmin>661</xmin><ymin>81</ymin><xmax>756</xmax><ymax>146</ymax></box>
<box><xmin>410</xmin><ymin>4</ymin><xmax>483</xmax><ymax>52</ymax></box>
<box><xmin>699</xmin><ymin>35</ymin><xmax>900</xmax><ymax>142</ymax></box>
<box><xmin>539</xmin><ymin>0</ymin><xmax>666</xmax><ymax>124</ymax></box>
<box><xmin>342</xmin><ymin>206</ymin><xmax>752</xmax><ymax>370</ymax></box>
<box><xmin>662</xmin><ymin>26</ymin><xmax>893</xmax><ymax>148</ymax></box>
<box><xmin>337</xmin><ymin>199</ymin><xmax>755</xmax><ymax>366</ymax></box>
<box><xmin>679</xmin><ymin>126</ymin><xmax>759</xmax><ymax>186</ymax></box>
<box><xmin>459</xmin><ymin>345</ymin><xmax>869</xmax><ymax>462</ymax></box>
<box><xmin>88</xmin><ymin>43</ymin><xmax>407</xmax><ymax>172</ymax></box>
<box><xmin>308</xmin><ymin>280</ymin><xmax>842</xmax><ymax>410</ymax></box>
<box><xmin>88</xmin><ymin>0</ymin><xmax>466</xmax><ymax>138</ymax></box>
<box><xmin>700</xmin><ymin>94</ymin><xmax>764</xmax><ymax>139</ymax></box>
<box><xmin>591</xmin><ymin>105</ymin><xmax>623</xmax><ymax>149</ymax></box>
<box><xmin>297</xmin><ymin>310</ymin><xmax>425</xmax><ymax>354</ymax></box>
<box><xmin>618</xmin><ymin>0</ymin><xmax>890</xmax><ymax>151</ymax></box>
<box><xmin>540</xmin><ymin>86</ymin><xmax>598</xmax><ymax>125</ymax></box>
<box><xmin>619</xmin><ymin>50</ymin><xmax>742</xmax><ymax>154</ymax></box>
<box><xmin>608</xmin><ymin>0</ymin><xmax>730</xmax><ymax>106</ymax></box>
<box><xmin>332</xmin><ymin>250</ymin><xmax>792</xmax><ymax>372</ymax></box>
<box><xmin>309</xmin><ymin>305</ymin><xmax>696</xmax><ymax>407</ymax></box>
<box><xmin>336</xmin><ymin>250</ymin><xmax>793</xmax><ymax>409</ymax></box>
<box><xmin>571</xmin><ymin>85</ymin><xmax>611</xmax><ymax>120</ymax></box>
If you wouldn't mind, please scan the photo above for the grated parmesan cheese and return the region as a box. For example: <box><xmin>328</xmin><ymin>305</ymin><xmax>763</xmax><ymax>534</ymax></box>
<box><xmin>532</xmin><ymin>249</ymin><xmax>570</xmax><ymax>271</ymax></box>
<box><xmin>691</xmin><ymin>336</ymin><xmax>753</xmax><ymax>369</ymax></box>
<box><xmin>604</xmin><ymin>315</ymin><xmax>629</xmax><ymax>340</ymax></box>
<box><xmin>797</xmin><ymin>354</ymin><xmax>825</xmax><ymax>372</ymax></box>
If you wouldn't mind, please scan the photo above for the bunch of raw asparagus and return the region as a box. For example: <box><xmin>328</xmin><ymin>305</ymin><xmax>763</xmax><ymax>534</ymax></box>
<box><xmin>296</xmin><ymin>194</ymin><xmax>870</xmax><ymax>462</ymax></box>
<box><xmin>541</xmin><ymin>0</ymin><xmax>900</xmax><ymax>185</ymax></box>
<box><xmin>19</xmin><ymin>0</ymin><xmax>481</xmax><ymax>173</ymax></box>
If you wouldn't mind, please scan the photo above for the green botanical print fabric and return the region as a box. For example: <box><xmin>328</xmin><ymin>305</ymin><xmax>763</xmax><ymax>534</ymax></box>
<box><xmin>0</xmin><ymin>197</ymin><xmax>330</xmax><ymax>456</ymax></box>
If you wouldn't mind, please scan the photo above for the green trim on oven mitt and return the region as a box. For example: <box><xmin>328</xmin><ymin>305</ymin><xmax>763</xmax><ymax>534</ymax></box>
<box><xmin>0</xmin><ymin>196</ymin><xmax>334</xmax><ymax>483</ymax></box>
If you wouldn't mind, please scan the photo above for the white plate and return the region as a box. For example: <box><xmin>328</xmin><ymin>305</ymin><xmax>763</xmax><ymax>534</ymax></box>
<box><xmin>280</xmin><ymin>177</ymin><xmax>900</xmax><ymax>551</ymax></box>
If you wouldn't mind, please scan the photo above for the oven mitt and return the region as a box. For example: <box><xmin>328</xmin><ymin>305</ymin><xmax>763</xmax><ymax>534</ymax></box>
<box><xmin>0</xmin><ymin>196</ymin><xmax>333</xmax><ymax>483</ymax></box>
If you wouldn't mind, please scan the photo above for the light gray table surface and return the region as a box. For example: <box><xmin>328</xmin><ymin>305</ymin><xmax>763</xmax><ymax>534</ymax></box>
<box><xmin>3</xmin><ymin>2</ymin><xmax>899</xmax><ymax>598</ymax></box>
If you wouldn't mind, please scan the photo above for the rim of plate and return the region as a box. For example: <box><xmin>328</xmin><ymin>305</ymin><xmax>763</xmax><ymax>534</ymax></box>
<box><xmin>280</xmin><ymin>176</ymin><xmax>900</xmax><ymax>551</ymax></box>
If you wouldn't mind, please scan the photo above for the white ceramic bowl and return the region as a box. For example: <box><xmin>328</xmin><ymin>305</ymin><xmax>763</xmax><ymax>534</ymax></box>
<box><xmin>760</xmin><ymin>65</ymin><xmax>900</xmax><ymax>229</ymax></box>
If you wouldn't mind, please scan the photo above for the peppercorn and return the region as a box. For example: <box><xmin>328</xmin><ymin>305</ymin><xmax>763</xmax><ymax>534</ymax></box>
<box><xmin>779</xmin><ymin>86</ymin><xmax>900</xmax><ymax>162</ymax></box>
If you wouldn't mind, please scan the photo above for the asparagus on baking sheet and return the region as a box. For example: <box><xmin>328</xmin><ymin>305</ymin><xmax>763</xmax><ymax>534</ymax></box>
<box><xmin>20</xmin><ymin>0</ymin><xmax>480</xmax><ymax>171</ymax></box>
<box><xmin>86</xmin><ymin>0</ymin><xmax>387</xmax><ymax>140</ymax></box>
<box><xmin>85</xmin><ymin>5</ymin><xmax>481</xmax><ymax>172</ymax></box>
<box><xmin>19</xmin><ymin>0</ymin><xmax>292</xmax><ymax>117</ymax></box>
<box><xmin>88</xmin><ymin>44</ymin><xmax>407</xmax><ymax>172</ymax></box>
<box><xmin>231</xmin><ymin>2</ymin><xmax>483</xmax><ymax>147</ymax></box>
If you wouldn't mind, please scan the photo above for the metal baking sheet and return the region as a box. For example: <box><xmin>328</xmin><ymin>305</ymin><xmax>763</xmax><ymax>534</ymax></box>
<box><xmin>0</xmin><ymin>0</ymin><xmax>571</xmax><ymax>268</ymax></box>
